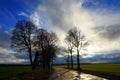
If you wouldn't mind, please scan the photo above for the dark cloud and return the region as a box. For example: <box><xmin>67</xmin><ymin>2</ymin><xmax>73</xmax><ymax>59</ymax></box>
<box><xmin>15</xmin><ymin>53</ymin><xmax>29</xmax><ymax>60</ymax></box>
<box><xmin>0</xmin><ymin>51</ymin><xmax>29</xmax><ymax>64</ymax></box>
<box><xmin>89</xmin><ymin>51</ymin><xmax>120</xmax><ymax>63</ymax></box>
<box><xmin>54</xmin><ymin>50</ymin><xmax>120</xmax><ymax>64</ymax></box>
<box><xmin>0</xmin><ymin>28</ymin><xmax>11</xmax><ymax>48</ymax></box>
<box><xmin>37</xmin><ymin>0</ymin><xmax>81</xmax><ymax>31</ymax></box>
<box><xmin>0</xmin><ymin>52</ymin><xmax>9</xmax><ymax>58</ymax></box>
<box><xmin>94</xmin><ymin>24</ymin><xmax>120</xmax><ymax>40</ymax></box>
<box><xmin>82</xmin><ymin>0</ymin><xmax>120</xmax><ymax>12</ymax></box>
<box><xmin>39</xmin><ymin>2</ymin><xmax>65</xmax><ymax>29</ymax></box>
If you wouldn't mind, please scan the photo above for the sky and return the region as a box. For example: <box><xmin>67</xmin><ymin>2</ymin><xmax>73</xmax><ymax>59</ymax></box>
<box><xmin>0</xmin><ymin>0</ymin><xmax>120</xmax><ymax>64</ymax></box>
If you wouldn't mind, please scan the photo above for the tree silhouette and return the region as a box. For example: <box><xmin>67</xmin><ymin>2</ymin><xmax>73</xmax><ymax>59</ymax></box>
<box><xmin>67</xmin><ymin>27</ymin><xmax>87</xmax><ymax>71</ymax></box>
<box><xmin>64</xmin><ymin>48</ymin><xmax>70</xmax><ymax>68</ymax></box>
<box><xmin>65</xmin><ymin>35</ymin><xmax>74</xmax><ymax>69</ymax></box>
<box><xmin>11</xmin><ymin>20</ymin><xmax>37</xmax><ymax>69</ymax></box>
<box><xmin>33</xmin><ymin>29</ymin><xmax>58</xmax><ymax>69</ymax></box>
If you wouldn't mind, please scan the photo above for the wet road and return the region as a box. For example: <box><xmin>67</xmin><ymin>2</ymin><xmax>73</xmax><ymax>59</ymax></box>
<box><xmin>48</xmin><ymin>67</ymin><xmax>108</xmax><ymax>80</ymax></box>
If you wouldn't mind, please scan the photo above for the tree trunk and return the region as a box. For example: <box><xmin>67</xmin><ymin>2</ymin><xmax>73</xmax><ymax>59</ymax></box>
<box><xmin>51</xmin><ymin>58</ymin><xmax>53</xmax><ymax>67</ymax></box>
<box><xmin>32</xmin><ymin>52</ymin><xmax>39</xmax><ymax>69</ymax></box>
<box><xmin>28</xmin><ymin>48</ymin><xmax>34</xmax><ymax>69</ymax></box>
<box><xmin>48</xmin><ymin>61</ymin><xmax>51</xmax><ymax>70</ymax></box>
<box><xmin>70</xmin><ymin>51</ymin><xmax>73</xmax><ymax>69</ymax></box>
<box><xmin>42</xmin><ymin>56</ymin><xmax>46</xmax><ymax>69</ymax></box>
<box><xmin>77</xmin><ymin>48</ymin><xmax>80</xmax><ymax>71</ymax></box>
<box><xmin>51</xmin><ymin>58</ymin><xmax>54</xmax><ymax>69</ymax></box>
<box><xmin>67</xmin><ymin>53</ymin><xmax>70</xmax><ymax>69</ymax></box>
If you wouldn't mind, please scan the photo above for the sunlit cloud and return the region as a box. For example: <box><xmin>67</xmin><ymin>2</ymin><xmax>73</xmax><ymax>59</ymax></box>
<box><xmin>29</xmin><ymin>0</ymin><xmax>120</xmax><ymax>58</ymax></box>
<box><xmin>30</xmin><ymin>12</ymin><xmax>41</xmax><ymax>28</ymax></box>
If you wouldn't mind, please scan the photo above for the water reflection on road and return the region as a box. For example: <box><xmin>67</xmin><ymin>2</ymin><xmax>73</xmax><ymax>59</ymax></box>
<box><xmin>48</xmin><ymin>68</ymin><xmax>108</xmax><ymax>80</ymax></box>
<box><xmin>72</xmin><ymin>71</ymin><xmax>108</xmax><ymax>80</ymax></box>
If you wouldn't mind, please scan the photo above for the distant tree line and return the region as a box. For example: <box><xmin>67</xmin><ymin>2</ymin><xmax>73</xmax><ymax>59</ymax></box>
<box><xmin>11</xmin><ymin>20</ymin><xmax>88</xmax><ymax>72</ymax></box>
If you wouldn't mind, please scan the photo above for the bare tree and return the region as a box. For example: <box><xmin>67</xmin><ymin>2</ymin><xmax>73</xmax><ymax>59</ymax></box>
<box><xmin>66</xmin><ymin>54</ymin><xmax>70</xmax><ymax>68</ymax></box>
<box><xmin>11</xmin><ymin>20</ymin><xmax>37</xmax><ymax>69</ymax></box>
<box><xmin>46</xmin><ymin>32</ymin><xmax>58</xmax><ymax>69</ymax></box>
<box><xmin>34</xmin><ymin>29</ymin><xmax>58</xmax><ymax>69</ymax></box>
<box><xmin>11</xmin><ymin>21</ymin><xmax>58</xmax><ymax>69</ymax></box>
<box><xmin>65</xmin><ymin>35</ymin><xmax>74</xmax><ymax>69</ymax></box>
<box><xmin>64</xmin><ymin>48</ymin><xmax>70</xmax><ymax>68</ymax></box>
<box><xmin>68</xmin><ymin>27</ymin><xmax>87</xmax><ymax>71</ymax></box>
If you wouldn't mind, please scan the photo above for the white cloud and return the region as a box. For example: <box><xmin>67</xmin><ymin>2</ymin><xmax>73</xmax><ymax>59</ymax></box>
<box><xmin>30</xmin><ymin>12</ymin><xmax>41</xmax><ymax>28</ymax></box>
<box><xmin>18</xmin><ymin>11</ymin><xmax>42</xmax><ymax>28</ymax></box>
<box><xmin>28</xmin><ymin>0</ymin><xmax>120</xmax><ymax>57</ymax></box>
<box><xmin>1</xmin><ymin>0</ymin><xmax>115</xmax><ymax>61</ymax></box>
<box><xmin>18</xmin><ymin>11</ymin><xmax>28</xmax><ymax>17</ymax></box>
<box><xmin>0</xmin><ymin>47</ymin><xmax>8</xmax><ymax>55</ymax></box>
<box><xmin>0</xmin><ymin>47</ymin><xmax>28</xmax><ymax>64</ymax></box>
<box><xmin>92</xmin><ymin>13</ymin><xmax>120</xmax><ymax>26</ymax></box>
<box><xmin>0</xmin><ymin>0</ymin><xmax>119</xmax><ymax>64</ymax></box>
<box><xmin>0</xmin><ymin>57</ymin><xmax>27</xmax><ymax>64</ymax></box>
<box><xmin>0</xmin><ymin>26</ymin><xmax>28</xmax><ymax>64</ymax></box>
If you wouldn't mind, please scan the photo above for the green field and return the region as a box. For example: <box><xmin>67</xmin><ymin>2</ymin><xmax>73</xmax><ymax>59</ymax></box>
<box><xmin>0</xmin><ymin>66</ymin><xmax>53</xmax><ymax>80</ymax></box>
<box><xmin>0</xmin><ymin>64</ymin><xmax>120</xmax><ymax>80</ymax></box>
<box><xmin>59</xmin><ymin>64</ymin><xmax>120</xmax><ymax>79</ymax></box>
<box><xmin>80</xmin><ymin>64</ymin><xmax>120</xmax><ymax>76</ymax></box>
<box><xmin>0</xmin><ymin>66</ymin><xmax>31</xmax><ymax>79</ymax></box>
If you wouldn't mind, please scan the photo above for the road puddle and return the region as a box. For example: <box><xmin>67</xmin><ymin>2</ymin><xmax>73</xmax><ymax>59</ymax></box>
<box><xmin>48</xmin><ymin>68</ymin><xmax>108</xmax><ymax>80</ymax></box>
<box><xmin>72</xmin><ymin>71</ymin><xmax>108</xmax><ymax>80</ymax></box>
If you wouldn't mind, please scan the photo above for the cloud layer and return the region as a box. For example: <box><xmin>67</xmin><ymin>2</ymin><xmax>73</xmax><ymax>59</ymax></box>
<box><xmin>29</xmin><ymin>0</ymin><xmax>120</xmax><ymax>56</ymax></box>
<box><xmin>15</xmin><ymin>0</ymin><xmax>120</xmax><ymax>63</ymax></box>
<box><xmin>0</xmin><ymin>0</ymin><xmax>120</xmax><ymax>64</ymax></box>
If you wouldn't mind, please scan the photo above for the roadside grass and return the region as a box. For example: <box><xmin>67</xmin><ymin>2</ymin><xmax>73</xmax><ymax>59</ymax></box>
<box><xmin>0</xmin><ymin>66</ymin><xmax>31</xmax><ymax>79</ymax></box>
<box><xmin>80</xmin><ymin>64</ymin><xmax>120</xmax><ymax>76</ymax></box>
<box><xmin>8</xmin><ymin>68</ymin><xmax>53</xmax><ymax>80</ymax></box>
<box><xmin>0</xmin><ymin>66</ymin><xmax>53</xmax><ymax>80</ymax></box>
<box><xmin>0</xmin><ymin>64</ymin><xmax>120</xmax><ymax>80</ymax></box>
<box><xmin>56</xmin><ymin>64</ymin><xmax>120</xmax><ymax>79</ymax></box>
<box><xmin>79</xmin><ymin>64</ymin><xmax>120</xmax><ymax>80</ymax></box>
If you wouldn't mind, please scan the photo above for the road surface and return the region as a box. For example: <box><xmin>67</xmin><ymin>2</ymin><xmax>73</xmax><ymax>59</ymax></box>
<box><xmin>48</xmin><ymin>67</ymin><xmax>107</xmax><ymax>80</ymax></box>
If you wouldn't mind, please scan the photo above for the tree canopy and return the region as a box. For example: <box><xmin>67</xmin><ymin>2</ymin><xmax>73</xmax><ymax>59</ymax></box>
<box><xmin>11</xmin><ymin>20</ymin><xmax>58</xmax><ymax>69</ymax></box>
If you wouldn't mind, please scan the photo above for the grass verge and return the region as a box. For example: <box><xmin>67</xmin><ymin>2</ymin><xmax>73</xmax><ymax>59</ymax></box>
<box><xmin>0</xmin><ymin>66</ymin><xmax>31</xmax><ymax>79</ymax></box>
<box><xmin>80</xmin><ymin>64</ymin><xmax>120</xmax><ymax>80</ymax></box>
<box><xmin>57</xmin><ymin>64</ymin><xmax>120</xmax><ymax>80</ymax></box>
<box><xmin>0</xmin><ymin>66</ymin><xmax>53</xmax><ymax>80</ymax></box>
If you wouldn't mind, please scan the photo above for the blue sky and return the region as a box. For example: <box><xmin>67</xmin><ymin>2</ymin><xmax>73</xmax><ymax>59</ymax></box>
<box><xmin>0</xmin><ymin>0</ymin><xmax>41</xmax><ymax>31</ymax></box>
<box><xmin>0</xmin><ymin>0</ymin><xmax>120</xmax><ymax>31</ymax></box>
<box><xmin>0</xmin><ymin>0</ymin><xmax>120</xmax><ymax>64</ymax></box>
<box><xmin>83</xmin><ymin>0</ymin><xmax>120</xmax><ymax>11</ymax></box>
